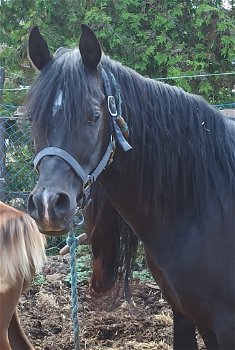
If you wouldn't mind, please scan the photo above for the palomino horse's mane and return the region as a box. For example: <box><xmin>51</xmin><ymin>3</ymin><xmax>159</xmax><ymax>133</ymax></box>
<box><xmin>0</xmin><ymin>202</ymin><xmax>46</xmax><ymax>293</ymax></box>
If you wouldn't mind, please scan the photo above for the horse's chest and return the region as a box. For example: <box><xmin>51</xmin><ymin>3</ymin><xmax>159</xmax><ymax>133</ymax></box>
<box><xmin>144</xmin><ymin>249</ymin><xmax>186</xmax><ymax>312</ymax></box>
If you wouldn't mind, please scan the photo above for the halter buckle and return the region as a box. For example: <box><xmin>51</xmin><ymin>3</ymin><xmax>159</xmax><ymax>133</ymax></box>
<box><xmin>107</xmin><ymin>96</ymin><xmax>118</xmax><ymax>117</ymax></box>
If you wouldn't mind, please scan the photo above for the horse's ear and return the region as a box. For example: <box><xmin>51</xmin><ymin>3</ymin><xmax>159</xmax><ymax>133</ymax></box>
<box><xmin>28</xmin><ymin>26</ymin><xmax>52</xmax><ymax>70</ymax></box>
<box><xmin>79</xmin><ymin>24</ymin><xmax>102</xmax><ymax>71</ymax></box>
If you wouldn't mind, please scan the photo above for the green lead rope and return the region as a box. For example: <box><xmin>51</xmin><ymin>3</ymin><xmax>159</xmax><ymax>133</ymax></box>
<box><xmin>67</xmin><ymin>230</ymin><xmax>79</xmax><ymax>350</ymax></box>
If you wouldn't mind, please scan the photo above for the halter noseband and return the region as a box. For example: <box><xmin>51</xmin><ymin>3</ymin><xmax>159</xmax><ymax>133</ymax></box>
<box><xmin>33</xmin><ymin>67</ymin><xmax>132</xmax><ymax>206</ymax></box>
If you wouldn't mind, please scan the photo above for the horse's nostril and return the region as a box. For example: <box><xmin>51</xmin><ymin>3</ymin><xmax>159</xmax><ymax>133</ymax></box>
<box><xmin>27</xmin><ymin>194</ymin><xmax>38</xmax><ymax>220</ymax></box>
<box><xmin>53</xmin><ymin>192</ymin><xmax>70</xmax><ymax>215</ymax></box>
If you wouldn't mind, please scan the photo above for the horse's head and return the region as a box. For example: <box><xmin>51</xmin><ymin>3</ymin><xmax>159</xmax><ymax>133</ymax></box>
<box><xmin>27</xmin><ymin>25</ymin><xmax>112</xmax><ymax>235</ymax></box>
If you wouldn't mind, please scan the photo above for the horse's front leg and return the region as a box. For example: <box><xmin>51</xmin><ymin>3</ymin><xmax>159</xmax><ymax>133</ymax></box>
<box><xmin>144</xmin><ymin>249</ymin><xmax>198</xmax><ymax>349</ymax></box>
<box><xmin>0</xmin><ymin>279</ymin><xmax>24</xmax><ymax>350</ymax></box>
<box><xmin>196</xmin><ymin>326</ymin><xmax>218</xmax><ymax>350</ymax></box>
<box><xmin>173</xmin><ymin>310</ymin><xmax>198</xmax><ymax>350</ymax></box>
<box><xmin>0</xmin><ymin>318</ymin><xmax>11</xmax><ymax>350</ymax></box>
<box><xmin>9</xmin><ymin>309</ymin><xmax>35</xmax><ymax>350</ymax></box>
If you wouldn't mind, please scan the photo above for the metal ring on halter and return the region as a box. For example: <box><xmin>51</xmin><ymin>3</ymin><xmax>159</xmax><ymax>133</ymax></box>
<box><xmin>107</xmin><ymin>95</ymin><xmax>118</xmax><ymax>117</ymax></box>
<box><xmin>74</xmin><ymin>210</ymin><xmax>84</xmax><ymax>226</ymax></box>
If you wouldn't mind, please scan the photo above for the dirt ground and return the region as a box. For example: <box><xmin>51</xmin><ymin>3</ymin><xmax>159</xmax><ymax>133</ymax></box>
<box><xmin>19</xmin><ymin>255</ymin><xmax>205</xmax><ymax>350</ymax></box>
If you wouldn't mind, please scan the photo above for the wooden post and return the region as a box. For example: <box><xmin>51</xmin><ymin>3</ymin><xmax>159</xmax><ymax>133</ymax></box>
<box><xmin>0</xmin><ymin>67</ymin><xmax>6</xmax><ymax>201</ymax></box>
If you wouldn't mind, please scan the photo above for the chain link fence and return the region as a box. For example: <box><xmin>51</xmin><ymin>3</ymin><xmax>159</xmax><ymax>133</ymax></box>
<box><xmin>0</xmin><ymin>115</ymin><xmax>36</xmax><ymax>210</ymax></box>
<box><xmin>0</xmin><ymin>108</ymin><xmax>72</xmax><ymax>254</ymax></box>
<box><xmin>0</xmin><ymin>68</ymin><xmax>37</xmax><ymax>209</ymax></box>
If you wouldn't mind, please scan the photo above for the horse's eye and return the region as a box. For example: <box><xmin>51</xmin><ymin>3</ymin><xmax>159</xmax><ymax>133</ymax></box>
<box><xmin>88</xmin><ymin>110</ymin><xmax>101</xmax><ymax>123</ymax></box>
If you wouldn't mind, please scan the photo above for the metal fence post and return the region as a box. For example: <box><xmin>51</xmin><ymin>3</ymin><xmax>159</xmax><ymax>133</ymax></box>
<box><xmin>0</xmin><ymin>67</ymin><xmax>6</xmax><ymax>201</ymax></box>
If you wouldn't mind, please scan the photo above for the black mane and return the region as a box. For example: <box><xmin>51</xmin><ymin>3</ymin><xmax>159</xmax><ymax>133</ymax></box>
<box><xmin>25</xmin><ymin>48</ymin><xmax>235</xmax><ymax>224</ymax></box>
<box><xmin>25</xmin><ymin>48</ymin><xmax>95</xmax><ymax>135</ymax></box>
<box><xmin>102</xmin><ymin>56</ymin><xmax>235</xmax><ymax>222</ymax></box>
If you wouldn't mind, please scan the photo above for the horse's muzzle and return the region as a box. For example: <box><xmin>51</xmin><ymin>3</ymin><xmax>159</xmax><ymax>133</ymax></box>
<box><xmin>27</xmin><ymin>187</ymin><xmax>74</xmax><ymax>235</ymax></box>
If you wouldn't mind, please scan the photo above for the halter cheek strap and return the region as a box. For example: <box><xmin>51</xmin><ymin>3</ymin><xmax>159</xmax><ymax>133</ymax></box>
<box><xmin>33</xmin><ymin>67</ymin><xmax>131</xmax><ymax>206</ymax></box>
<box><xmin>101</xmin><ymin>68</ymin><xmax>132</xmax><ymax>152</ymax></box>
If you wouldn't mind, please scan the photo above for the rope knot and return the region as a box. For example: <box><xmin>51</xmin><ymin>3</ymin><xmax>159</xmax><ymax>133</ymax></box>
<box><xmin>66</xmin><ymin>233</ymin><xmax>78</xmax><ymax>250</ymax></box>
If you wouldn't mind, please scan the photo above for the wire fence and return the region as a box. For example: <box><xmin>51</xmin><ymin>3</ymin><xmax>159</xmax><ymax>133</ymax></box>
<box><xmin>0</xmin><ymin>115</ymin><xmax>36</xmax><ymax>210</ymax></box>
<box><xmin>0</xmin><ymin>67</ymin><xmax>35</xmax><ymax>209</ymax></box>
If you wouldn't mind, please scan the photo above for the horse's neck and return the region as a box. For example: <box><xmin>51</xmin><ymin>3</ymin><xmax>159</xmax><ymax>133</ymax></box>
<box><xmin>0</xmin><ymin>201</ymin><xmax>8</xmax><ymax>209</ymax></box>
<box><xmin>99</xmin><ymin>163</ymin><xmax>160</xmax><ymax>239</ymax></box>
<box><xmin>0</xmin><ymin>202</ymin><xmax>22</xmax><ymax>220</ymax></box>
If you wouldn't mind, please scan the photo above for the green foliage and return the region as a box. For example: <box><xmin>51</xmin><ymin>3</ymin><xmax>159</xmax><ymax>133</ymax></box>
<box><xmin>132</xmin><ymin>269</ymin><xmax>153</xmax><ymax>282</ymax></box>
<box><xmin>0</xmin><ymin>117</ymin><xmax>36</xmax><ymax>210</ymax></box>
<box><xmin>33</xmin><ymin>273</ymin><xmax>45</xmax><ymax>286</ymax></box>
<box><xmin>4</xmin><ymin>119</ymin><xmax>36</xmax><ymax>194</ymax></box>
<box><xmin>46</xmin><ymin>235</ymin><xmax>68</xmax><ymax>256</ymax></box>
<box><xmin>132</xmin><ymin>242</ymin><xmax>153</xmax><ymax>282</ymax></box>
<box><xmin>1</xmin><ymin>0</ymin><xmax>234</xmax><ymax>104</ymax></box>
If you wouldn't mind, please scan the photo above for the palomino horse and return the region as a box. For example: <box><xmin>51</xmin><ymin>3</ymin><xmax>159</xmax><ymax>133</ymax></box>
<box><xmin>0</xmin><ymin>201</ymin><xmax>46</xmax><ymax>350</ymax></box>
<box><xmin>26</xmin><ymin>25</ymin><xmax>235</xmax><ymax>349</ymax></box>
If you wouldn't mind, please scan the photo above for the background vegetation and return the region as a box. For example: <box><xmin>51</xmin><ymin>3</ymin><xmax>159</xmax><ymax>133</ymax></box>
<box><xmin>0</xmin><ymin>0</ymin><xmax>234</xmax><ymax>105</ymax></box>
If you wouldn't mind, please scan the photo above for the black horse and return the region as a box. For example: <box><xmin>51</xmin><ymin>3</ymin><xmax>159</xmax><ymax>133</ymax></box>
<box><xmin>25</xmin><ymin>25</ymin><xmax>235</xmax><ymax>349</ymax></box>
